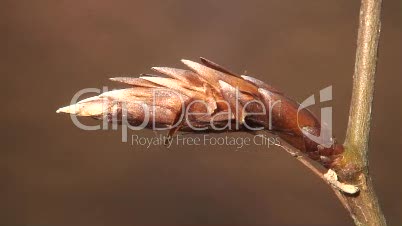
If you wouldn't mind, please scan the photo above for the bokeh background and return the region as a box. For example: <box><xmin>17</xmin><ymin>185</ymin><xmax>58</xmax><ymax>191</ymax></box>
<box><xmin>2</xmin><ymin>0</ymin><xmax>401</xmax><ymax>225</ymax></box>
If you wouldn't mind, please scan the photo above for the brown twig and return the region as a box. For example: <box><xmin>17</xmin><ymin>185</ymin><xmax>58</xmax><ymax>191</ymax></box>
<box><xmin>336</xmin><ymin>0</ymin><xmax>386</xmax><ymax>225</ymax></box>
<box><xmin>275</xmin><ymin>143</ymin><xmax>351</xmax><ymax>212</ymax></box>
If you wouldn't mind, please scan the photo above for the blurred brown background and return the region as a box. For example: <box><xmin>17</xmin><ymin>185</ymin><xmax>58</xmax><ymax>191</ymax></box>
<box><xmin>1</xmin><ymin>0</ymin><xmax>401</xmax><ymax>225</ymax></box>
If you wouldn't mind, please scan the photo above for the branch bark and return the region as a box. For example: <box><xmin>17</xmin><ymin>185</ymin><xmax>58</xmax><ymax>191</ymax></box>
<box><xmin>336</xmin><ymin>0</ymin><xmax>386</xmax><ymax>225</ymax></box>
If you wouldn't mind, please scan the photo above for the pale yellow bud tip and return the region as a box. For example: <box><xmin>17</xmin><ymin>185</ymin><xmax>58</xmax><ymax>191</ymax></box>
<box><xmin>56</xmin><ymin>96</ymin><xmax>106</xmax><ymax>116</ymax></box>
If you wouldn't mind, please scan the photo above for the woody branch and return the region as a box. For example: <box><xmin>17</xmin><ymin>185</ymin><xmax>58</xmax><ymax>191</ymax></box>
<box><xmin>336</xmin><ymin>0</ymin><xmax>386</xmax><ymax>225</ymax></box>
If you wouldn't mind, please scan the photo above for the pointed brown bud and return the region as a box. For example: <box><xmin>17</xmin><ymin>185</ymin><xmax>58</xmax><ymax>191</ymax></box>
<box><xmin>57</xmin><ymin>57</ymin><xmax>344</xmax><ymax>168</ymax></box>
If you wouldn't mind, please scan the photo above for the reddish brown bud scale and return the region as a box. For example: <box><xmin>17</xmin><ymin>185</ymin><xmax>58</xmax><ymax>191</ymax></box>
<box><xmin>57</xmin><ymin>57</ymin><xmax>344</xmax><ymax>168</ymax></box>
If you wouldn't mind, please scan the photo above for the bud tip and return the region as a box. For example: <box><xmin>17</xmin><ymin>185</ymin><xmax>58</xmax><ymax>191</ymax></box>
<box><xmin>56</xmin><ymin>105</ymin><xmax>76</xmax><ymax>114</ymax></box>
